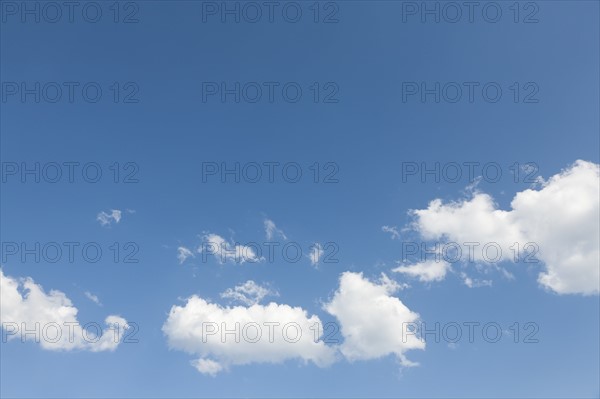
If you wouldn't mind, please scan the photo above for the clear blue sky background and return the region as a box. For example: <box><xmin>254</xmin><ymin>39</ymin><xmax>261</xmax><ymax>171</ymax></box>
<box><xmin>1</xmin><ymin>1</ymin><xmax>599</xmax><ymax>398</ymax></box>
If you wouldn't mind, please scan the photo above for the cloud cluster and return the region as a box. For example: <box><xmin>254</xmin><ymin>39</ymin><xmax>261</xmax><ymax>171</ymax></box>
<box><xmin>163</xmin><ymin>272</ymin><xmax>424</xmax><ymax>375</ymax></box>
<box><xmin>409</xmin><ymin>160</ymin><xmax>599</xmax><ymax>295</ymax></box>
<box><xmin>0</xmin><ymin>269</ymin><xmax>128</xmax><ymax>351</ymax></box>
<box><xmin>177</xmin><ymin>220</ymin><xmax>324</xmax><ymax>268</ymax></box>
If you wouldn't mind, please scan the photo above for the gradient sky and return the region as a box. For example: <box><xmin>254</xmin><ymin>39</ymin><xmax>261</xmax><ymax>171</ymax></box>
<box><xmin>1</xmin><ymin>1</ymin><xmax>599</xmax><ymax>398</ymax></box>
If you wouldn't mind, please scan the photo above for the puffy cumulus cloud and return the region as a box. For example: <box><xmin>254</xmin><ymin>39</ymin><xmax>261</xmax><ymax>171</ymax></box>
<box><xmin>162</xmin><ymin>296</ymin><xmax>336</xmax><ymax>375</ymax></box>
<box><xmin>96</xmin><ymin>209</ymin><xmax>122</xmax><ymax>226</ymax></box>
<box><xmin>410</xmin><ymin>160</ymin><xmax>599</xmax><ymax>295</ymax></box>
<box><xmin>198</xmin><ymin>233</ymin><xmax>262</xmax><ymax>264</ymax></box>
<box><xmin>0</xmin><ymin>269</ymin><xmax>129</xmax><ymax>351</ymax></box>
<box><xmin>411</xmin><ymin>194</ymin><xmax>525</xmax><ymax>258</ymax></box>
<box><xmin>220</xmin><ymin>280</ymin><xmax>278</xmax><ymax>306</ymax></box>
<box><xmin>264</xmin><ymin>219</ymin><xmax>287</xmax><ymax>241</ymax></box>
<box><xmin>393</xmin><ymin>260</ymin><xmax>451</xmax><ymax>282</ymax></box>
<box><xmin>323</xmin><ymin>272</ymin><xmax>425</xmax><ymax>366</ymax></box>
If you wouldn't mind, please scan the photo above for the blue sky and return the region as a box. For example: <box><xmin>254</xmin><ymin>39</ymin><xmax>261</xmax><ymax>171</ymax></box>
<box><xmin>1</xmin><ymin>1</ymin><xmax>599</xmax><ymax>398</ymax></box>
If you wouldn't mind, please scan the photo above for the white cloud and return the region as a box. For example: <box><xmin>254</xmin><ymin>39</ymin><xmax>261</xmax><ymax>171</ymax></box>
<box><xmin>307</xmin><ymin>243</ymin><xmax>324</xmax><ymax>267</ymax></box>
<box><xmin>177</xmin><ymin>246</ymin><xmax>195</xmax><ymax>264</ymax></box>
<box><xmin>323</xmin><ymin>272</ymin><xmax>425</xmax><ymax>366</ymax></box>
<box><xmin>84</xmin><ymin>291</ymin><xmax>102</xmax><ymax>306</ymax></box>
<box><xmin>164</xmin><ymin>272</ymin><xmax>425</xmax><ymax>375</ymax></box>
<box><xmin>382</xmin><ymin>225</ymin><xmax>400</xmax><ymax>240</ymax></box>
<box><xmin>198</xmin><ymin>233</ymin><xmax>262</xmax><ymax>264</ymax></box>
<box><xmin>96</xmin><ymin>209</ymin><xmax>122</xmax><ymax>226</ymax></box>
<box><xmin>460</xmin><ymin>272</ymin><xmax>492</xmax><ymax>288</ymax></box>
<box><xmin>162</xmin><ymin>296</ymin><xmax>336</xmax><ymax>375</ymax></box>
<box><xmin>220</xmin><ymin>281</ymin><xmax>278</xmax><ymax>306</ymax></box>
<box><xmin>0</xmin><ymin>269</ymin><xmax>128</xmax><ymax>351</ymax></box>
<box><xmin>410</xmin><ymin>160</ymin><xmax>599</xmax><ymax>295</ymax></box>
<box><xmin>264</xmin><ymin>219</ymin><xmax>287</xmax><ymax>241</ymax></box>
<box><xmin>411</xmin><ymin>194</ymin><xmax>525</xmax><ymax>260</ymax></box>
<box><xmin>375</xmin><ymin>272</ymin><xmax>410</xmax><ymax>292</ymax></box>
<box><xmin>191</xmin><ymin>358</ymin><xmax>223</xmax><ymax>377</ymax></box>
<box><xmin>393</xmin><ymin>260</ymin><xmax>451</xmax><ymax>282</ymax></box>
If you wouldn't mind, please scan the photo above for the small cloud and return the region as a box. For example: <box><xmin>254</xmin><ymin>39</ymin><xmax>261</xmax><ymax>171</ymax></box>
<box><xmin>378</xmin><ymin>273</ymin><xmax>409</xmax><ymax>292</ymax></box>
<box><xmin>198</xmin><ymin>233</ymin><xmax>262</xmax><ymax>264</ymax></box>
<box><xmin>191</xmin><ymin>358</ymin><xmax>223</xmax><ymax>377</ymax></box>
<box><xmin>220</xmin><ymin>280</ymin><xmax>278</xmax><ymax>306</ymax></box>
<box><xmin>521</xmin><ymin>163</ymin><xmax>537</xmax><ymax>175</ymax></box>
<box><xmin>177</xmin><ymin>246</ymin><xmax>195</xmax><ymax>264</ymax></box>
<box><xmin>84</xmin><ymin>291</ymin><xmax>102</xmax><ymax>306</ymax></box>
<box><xmin>307</xmin><ymin>243</ymin><xmax>324</xmax><ymax>267</ymax></box>
<box><xmin>499</xmin><ymin>268</ymin><xmax>515</xmax><ymax>280</ymax></box>
<box><xmin>264</xmin><ymin>219</ymin><xmax>287</xmax><ymax>241</ymax></box>
<box><xmin>460</xmin><ymin>272</ymin><xmax>492</xmax><ymax>288</ymax></box>
<box><xmin>382</xmin><ymin>225</ymin><xmax>400</xmax><ymax>240</ymax></box>
<box><xmin>97</xmin><ymin>209</ymin><xmax>122</xmax><ymax>226</ymax></box>
<box><xmin>464</xmin><ymin>176</ymin><xmax>482</xmax><ymax>194</ymax></box>
<box><xmin>392</xmin><ymin>260</ymin><xmax>451</xmax><ymax>282</ymax></box>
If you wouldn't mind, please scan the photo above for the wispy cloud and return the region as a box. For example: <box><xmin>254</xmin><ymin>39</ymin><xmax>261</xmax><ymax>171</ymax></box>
<box><xmin>460</xmin><ymin>272</ymin><xmax>492</xmax><ymax>288</ymax></box>
<box><xmin>264</xmin><ymin>219</ymin><xmax>287</xmax><ymax>241</ymax></box>
<box><xmin>84</xmin><ymin>291</ymin><xmax>102</xmax><ymax>306</ymax></box>
<box><xmin>382</xmin><ymin>225</ymin><xmax>400</xmax><ymax>240</ymax></box>
<box><xmin>97</xmin><ymin>209</ymin><xmax>122</xmax><ymax>227</ymax></box>
<box><xmin>177</xmin><ymin>246</ymin><xmax>195</xmax><ymax>264</ymax></box>
<box><xmin>220</xmin><ymin>280</ymin><xmax>278</xmax><ymax>306</ymax></box>
<box><xmin>198</xmin><ymin>233</ymin><xmax>262</xmax><ymax>264</ymax></box>
<box><xmin>308</xmin><ymin>243</ymin><xmax>324</xmax><ymax>267</ymax></box>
